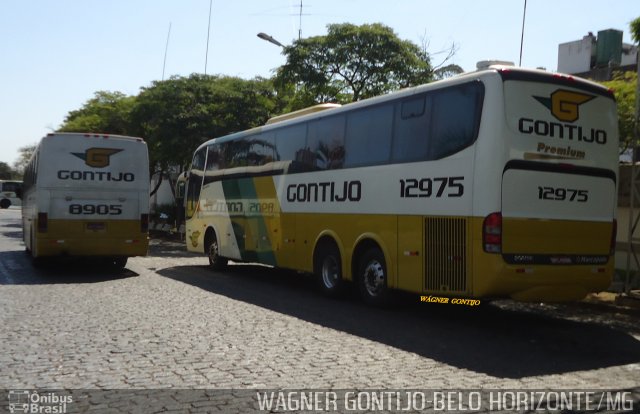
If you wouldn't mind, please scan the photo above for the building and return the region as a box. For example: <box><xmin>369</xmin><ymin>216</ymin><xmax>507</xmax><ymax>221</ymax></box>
<box><xmin>557</xmin><ymin>29</ymin><xmax>637</xmax><ymax>81</ymax></box>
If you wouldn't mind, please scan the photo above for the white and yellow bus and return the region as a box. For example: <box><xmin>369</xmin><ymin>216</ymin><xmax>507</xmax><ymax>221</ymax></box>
<box><xmin>184</xmin><ymin>66</ymin><xmax>618</xmax><ymax>304</ymax></box>
<box><xmin>22</xmin><ymin>133</ymin><xmax>150</xmax><ymax>268</ymax></box>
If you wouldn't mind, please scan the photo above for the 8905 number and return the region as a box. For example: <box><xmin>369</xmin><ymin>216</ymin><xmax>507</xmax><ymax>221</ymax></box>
<box><xmin>69</xmin><ymin>204</ymin><xmax>123</xmax><ymax>215</ymax></box>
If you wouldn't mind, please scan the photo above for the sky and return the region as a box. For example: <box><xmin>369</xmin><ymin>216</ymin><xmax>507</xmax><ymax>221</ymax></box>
<box><xmin>1</xmin><ymin>0</ymin><xmax>637</xmax><ymax>166</ymax></box>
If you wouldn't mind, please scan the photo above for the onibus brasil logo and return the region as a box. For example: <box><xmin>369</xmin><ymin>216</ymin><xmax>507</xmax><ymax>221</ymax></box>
<box><xmin>8</xmin><ymin>390</ymin><xmax>72</xmax><ymax>413</ymax></box>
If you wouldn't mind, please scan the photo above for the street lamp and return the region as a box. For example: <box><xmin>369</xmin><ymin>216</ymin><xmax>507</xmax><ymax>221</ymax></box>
<box><xmin>257</xmin><ymin>32</ymin><xmax>284</xmax><ymax>48</ymax></box>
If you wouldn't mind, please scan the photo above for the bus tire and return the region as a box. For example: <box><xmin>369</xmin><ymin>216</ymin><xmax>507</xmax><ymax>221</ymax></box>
<box><xmin>314</xmin><ymin>241</ymin><xmax>345</xmax><ymax>297</ymax></box>
<box><xmin>205</xmin><ymin>230</ymin><xmax>227</xmax><ymax>271</ymax></box>
<box><xmin>0</xmin><ymin>199</ymin><xmax>10</xmax><ymax>209</ymax></box>
<box><xmin>357</xmin><ymin>247</ymin><xmax>390</xmax><ymax>306</ymax></box>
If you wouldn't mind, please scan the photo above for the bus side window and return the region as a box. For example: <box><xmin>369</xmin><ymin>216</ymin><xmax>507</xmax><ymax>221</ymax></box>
<box><xmin>186</xmin><ymin>147</ymin><xmax>206</xmax><ymax>219</ymax></box>
<box><xmin>247</xmin><ymin>132</ymin><xmax>275</xmax><ymax>166</ymax></box>
<box><xmin>206</xmin><ymin>144</ymin><xmax>223</xmax><ymax>171</ymax></box>
<box><xmin>306</xmin><ymin>115</ymin><xmax>346</xmax><ymax>170</ymax></box>
<box><xmin>391</xmin><ymin>94</ymin><xmax>431</xmax><ymax>163</ymax></box>
<box><xmin>203</xmin><ymin>144</ymin><xmax>223</xmax><ymax>187</ymax></box>
<box><xmin>275</xmin><ymin>125</ymin><xmax>306</xmax><ymax>161</ymax></box>
<box><xmin>225</xmin><ymin>139</ymin><xmax>248</xmax><ymax>168</ymax></box>
<box><xmin>344</xmin><ymin>103</ymin><xmax>393</xmax><ymax>168</ymax></box>
<box><xmin>275</xmin><ymin>124</ymin><xmax>309</xmax><ymax>173</ymax></box>
<box><xmin>429</xmin><ymin>82</ymin><xmax>484</xmax><ymax>160</ymax></box>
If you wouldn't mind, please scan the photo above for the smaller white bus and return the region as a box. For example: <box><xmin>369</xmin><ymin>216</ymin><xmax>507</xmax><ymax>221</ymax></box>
<box><xmin>0</xmin><ymin>180</ymin><xmax>23</xmax><ymax>209</ymax></box>
<box><xmin>22</xmin><ymin>133</ymin><xmax>150</xmax><ymax>267</ymax></box>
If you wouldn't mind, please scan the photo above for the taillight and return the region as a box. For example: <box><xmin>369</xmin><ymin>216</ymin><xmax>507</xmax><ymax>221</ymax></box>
<box><xmin>141</xmin><ymin>214</ymin><xmax>149</xmax><ymax>233</ymax></box>
<box><xmin>483</xmin><ymin>212</ymin><xmax>502</xmax><ymax>253</ymax></box>
<box><xmin>37</xmin><ymin>212</ymin><xmax>48</xmax><ymax>233</ymax></box>
<box><xmin>610</xmin><ymin>219</ymin><xmax>617</xmax><ymax>256</ymax></box>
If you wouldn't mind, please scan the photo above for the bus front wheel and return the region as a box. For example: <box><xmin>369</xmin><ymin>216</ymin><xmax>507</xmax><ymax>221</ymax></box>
<box><xmin>206</xmin><ymin>231</ymin><xmax>228</xmax><ymax>271</ymax></box>
<box><xmin>314</xmin><ymin>242</ymin><xmax>345</xmax><ymax>297</ymax></box>
<box><xmin>357</xmin><ymin>247</ymin><xmax>390</xmax><ymax>306</ymax></box>
<box><xmin>0</xmin><ymin>199</ymin><xmax>10</xmax><ymax>209</ymax></box>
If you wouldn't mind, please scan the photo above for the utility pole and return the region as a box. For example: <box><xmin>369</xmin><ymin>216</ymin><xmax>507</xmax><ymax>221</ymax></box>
<box><xmin>519</xmin><ymin>0</ymin><xmax>527</xmax><ymax>66</ymax></box>
<box><xmin>204</xmin><ymin>0</ymin><xmax>213</xmax><ymax>75</ymax></box>
<box><xmin>298</xmin><ymin>0</ymin><xmax>303</xmax><ymax>40</ymax></box>
<box><xmin>162</xmin><ymin>22</ymin><xmax>171</xmax><ymax>81</ymax></box>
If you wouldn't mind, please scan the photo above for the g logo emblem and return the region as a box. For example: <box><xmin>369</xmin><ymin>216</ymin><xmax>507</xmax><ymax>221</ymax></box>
<box><xmin>72</xmin><ymin>148</ymin><xmax>122</xmax><ymax>168</ymax></box>
<box><xmin>534</xmin><ymin>90</ymin><xmax>595</xmax><ymax>123</ymax></box>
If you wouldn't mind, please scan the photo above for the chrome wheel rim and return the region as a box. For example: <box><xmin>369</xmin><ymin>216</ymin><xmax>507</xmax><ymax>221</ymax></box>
<box><xmin>208</xmin><ymin>240</ymin><xmax>219</xmax><ymax>264</ymax></box>
<box><xmin>321</xmin><ymin>255</ymin><xmax>339</xmax><ymax>289</ymax></box>
<box><xmin>363</xmin><ymin>260</ymin><xmax>385</xmax><ymax>297</ymax></box>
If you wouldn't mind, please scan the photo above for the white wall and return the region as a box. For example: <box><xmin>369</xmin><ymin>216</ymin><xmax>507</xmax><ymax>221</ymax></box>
<box><xmin>558</xmin><ymin>37</ymin><xmax>594</xmax><ymax>73</ymax></box>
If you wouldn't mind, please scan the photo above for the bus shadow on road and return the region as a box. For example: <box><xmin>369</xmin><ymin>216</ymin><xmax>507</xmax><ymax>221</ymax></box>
<box><xmin>33</xmin><ymin>262</ymin><xmax>138</xmax><ymax>284</ymax></box>
<box><xmin>1</xmin><ymin>222</ymin><xmax>23</xmax><ymax>240</ymax></box>
<box><xmin>0</xmin><ymin>250</ymin><xmax>139</xmax><ymax>285</ymax></box>
<box><xmin>157</xmin><ymin>263</ymin><xmax>640</xmax><ymax>379</ymax></box>
<box><xmin>148</xmin><ymin>237</ymin><xmax>202</xmax><ymax>258</ymax></box>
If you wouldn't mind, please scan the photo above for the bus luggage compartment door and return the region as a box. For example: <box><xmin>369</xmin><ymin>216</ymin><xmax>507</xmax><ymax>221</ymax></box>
<box><xmin>501</xmin><ymin>162</ymin><xmax>615</xmax><ymax>261</ymax></box>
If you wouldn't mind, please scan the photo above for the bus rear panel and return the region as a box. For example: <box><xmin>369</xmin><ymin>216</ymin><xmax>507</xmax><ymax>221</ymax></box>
<box><xmin>23</xmin><ymin>133</ymin><xmax>150</xmax><ymax>262</ymax></box>
<box><xmin>473</xmin><ymin>69</ymin><xmax>617</xmax><ymax>301</ymax></box>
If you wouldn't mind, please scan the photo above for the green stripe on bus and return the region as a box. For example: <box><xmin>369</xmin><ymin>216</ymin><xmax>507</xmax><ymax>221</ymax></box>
<box><xmin>222</xmin><ymin>177</ymin><xmax>276</xmax><ymax>266</ymax></box>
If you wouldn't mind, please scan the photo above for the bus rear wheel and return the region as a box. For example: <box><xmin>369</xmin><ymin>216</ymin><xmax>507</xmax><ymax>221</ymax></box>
<box><xmin>315</xmin><ymin>242</ymin><xmax>345</xmax><ymax>297</ymax></box>
<box><xmin>206</xmin><ymin>231</ymin><xmax>228</xmax><ymax>271</ymax></box>
<box><xmin>0</xmin><ymin>199</ymin><xmax>10</xmax><ymax>209</ymax></box>
<box><xmin>357</xmin><ymin>247</ymin><xmax>390</xmax><ymax>306</ymax></box>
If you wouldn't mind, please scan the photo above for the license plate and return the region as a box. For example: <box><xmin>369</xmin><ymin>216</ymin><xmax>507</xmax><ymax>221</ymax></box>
<box><xmin>86</xmin><ymin>222</ymin><xmax>105</xmax><ymax>231</ymax></box>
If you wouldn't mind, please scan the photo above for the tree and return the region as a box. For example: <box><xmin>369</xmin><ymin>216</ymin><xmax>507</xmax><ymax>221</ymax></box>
<box><xmin>602</xmin><ymin>71</ymin><xmax>636</xmax><ymax>153</ymax></box>
<box><xmin>0</xmin><ymin>162</ymin><xmax>13</xmax><ymax>180</ymax></box>
<box><xmin>12</xmin><ymin>144</ymin><xmax>37</xmax><ymax>176</ymax></box>
<box><xmin>130</xmin><ymin>74</ymin><xmax>277</xmax><ymax>194</ymax></box>
<box><xmin>631</xmin><ymin>17</ymin><xmax>640</xmax><ymax>43</ymax></box>
<box><xmin>434</xmin><ymin>64</ymin><xmax>464</xmax><ymax>80</ymax></box>
<box><xmin>58</xmin><ymin>91</ymin><xmax>135</xmax><ymax>135</ymax></box>
<box><xmin>275</xmin><ymin>23</ymin><xmax>435</xmax><ymax>106</ymax></box>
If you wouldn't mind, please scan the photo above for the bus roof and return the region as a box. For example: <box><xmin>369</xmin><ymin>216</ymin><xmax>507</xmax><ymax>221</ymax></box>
<box><xmin>266</xmin><ymin>103</ymin><xmax>342</xmax><ymax>125</ymax></box>
<box><xmin>43</xmin><ymin>132</ymin><xmax>146</xmax><ymax>143</ymax></box>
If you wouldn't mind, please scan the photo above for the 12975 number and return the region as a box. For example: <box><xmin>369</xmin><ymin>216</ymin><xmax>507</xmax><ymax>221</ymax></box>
<box><xmin>400</xmin><ymin>177</ymin><xmax>464</xmax><ymax>198</ymax></box>
<box><xmin>537</xmin><ymin>186</ymin><xmax>588</xmax><ymax>202</ymax></box>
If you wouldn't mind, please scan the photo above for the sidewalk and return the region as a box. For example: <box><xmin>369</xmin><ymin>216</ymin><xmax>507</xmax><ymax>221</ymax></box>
<box><xmin>583</xmin><ymin>290</ymin><xmax>640</xmax><ymax>311</ymax></box>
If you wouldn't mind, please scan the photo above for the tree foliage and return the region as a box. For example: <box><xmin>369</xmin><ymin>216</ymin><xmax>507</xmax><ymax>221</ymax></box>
<box><xmin>12</xmin><ymin>144</ymin><xmax>37</xmax><ymax>176</ymax></box>
<box><xmin>55</xmin><ymin>75</ymin><xmax>279</xmax><ymax>196</ymax></box>
<box><xmin>59</xmin><ymin>91</ymin><xmax>135</xmax><ymax>135</ymax></box>
<box><xmin>130</xmin><ymin>74</ymin><xmax>277</xmax><ymax>175</ymax></box>
<box><xmin>0</xmin><ymin>162</ymin><xmax>13</xmax><ymax>180</ymax></box>
<box><xmin>53</xmin><ymin>22</ymin><xmax>462</xmax><ymax>185</ymax></box>
<box><xmin>631</xmin><ymin>17</ymin><xmax>640</xmax><ymax>43</ymax></box>
<box><xmin>276</xmin><ymin>23</ymin><xmax>434</xmax><ymax>106</ymax></box>
<box><xmin>602</xmin><ymin>71</ymin><xmax>636</xmax><ymax>153</ymax></box>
